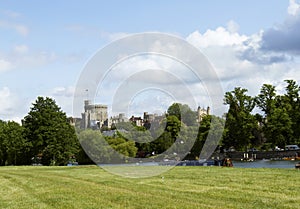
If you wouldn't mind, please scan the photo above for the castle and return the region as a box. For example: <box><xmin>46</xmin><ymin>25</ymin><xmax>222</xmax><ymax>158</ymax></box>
<box><xmin>197</xmin><ymin>106</ymin><xmax>210</xmax><ymax>122</ymax></box>
<box><xmin>81</xmin><ymin>100</ymin><xmax>108</xmax><ymax>129</ymax></box>
<box><xmin>74</xmin><ymin>100</ymin><xmax>210</xmax><ymax>130</ymax></box>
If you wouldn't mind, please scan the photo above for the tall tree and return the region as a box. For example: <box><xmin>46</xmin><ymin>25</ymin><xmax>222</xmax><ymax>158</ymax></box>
<box><xmin>282</xmin><ymin>80</ymin><xmax>300</xmax><ymax>143</ymax></box>
<box><xmin>256</xmin><ymin>83</ymin><xmax>294</xmax><ymax>147</ymax></box>
<box><xmin>23</xmin><ymin>97</ymin><xmax>79</xmax><ymax>165</ymax></box>
<box><xmin>4</xmin><ymin>121</ymin><xmax>29</xmax><ymax>165</ymax></box>
<box><xmin>0</xmin><ymin>120</ymin><xmax>7</xmax><ymax>166</ymax></box>
<box><xmin>223</xmin><ymin>87</ymin><xmax>257</xmax><ymax>151</ymax></box>
<box><xmin>255</xmin><ymin>84</ymin><xmax>277</xmax><ymax>117</ymax></box>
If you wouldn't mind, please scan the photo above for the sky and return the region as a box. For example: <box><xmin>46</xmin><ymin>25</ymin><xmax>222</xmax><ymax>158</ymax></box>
<box><xmin>1</xmin><ymin>0</ymin><xmax>300</xmax><ymax>122</ymax></box>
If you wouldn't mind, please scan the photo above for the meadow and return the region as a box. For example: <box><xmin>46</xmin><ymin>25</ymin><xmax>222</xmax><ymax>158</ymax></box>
<box><xmin>0</xmin><ymin>165</ymin><xmax>299</xmax><ymax>209</ymax></box>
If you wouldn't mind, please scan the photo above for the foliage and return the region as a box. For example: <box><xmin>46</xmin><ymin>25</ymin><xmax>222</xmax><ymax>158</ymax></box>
<box><xmin>223</xmin><ymin>87</ymin><xmax>257</xmax><ymax>151</ymax></box>
<box><xmin>22</xmin><ymin>97</ymin><xmax>79</xmax><ymax>165</ymax></box>
<box><xmin>223</xmin><ymin>80</ymin><xmax>300</xmax><ymax>150</ymax></box>
<box><xmin>0</xmin><ymin>120</ymin><xmax>30</xmax><ymax>165</ymax></box>
<box><xmin>78</xmin><ymin>129</ymin><xmax>138</xmax><ymax>164</ymax></box>
<box><xmin>167</xmin><ymin>103</ymin><xmax>197</xmax><ymax>126</ymax></box>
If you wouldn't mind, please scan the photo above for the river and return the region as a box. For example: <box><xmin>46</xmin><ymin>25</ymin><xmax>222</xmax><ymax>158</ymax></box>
<box><xmin>233</xmin><ymin>160</ymin><xmax>298</xmax><ymax>169</ymax></box>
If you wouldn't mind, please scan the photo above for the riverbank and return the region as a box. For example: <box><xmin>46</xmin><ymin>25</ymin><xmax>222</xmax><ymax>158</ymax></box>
<box><xmin>214</xmin><ymin>150</ymin><xmax>300</xmax><ymax>161</ymax></box>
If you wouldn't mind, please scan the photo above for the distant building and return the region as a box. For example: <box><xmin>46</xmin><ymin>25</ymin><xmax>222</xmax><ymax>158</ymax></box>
<box><xmin>110</xmin><ymin>113</ymin><xmax>128</xmax><ymax>125</ymax></box>
<box><xmin>129</xmin><ymin>116</ymin><xmax>143</xmax><ymax>126</ymax></box>
<box><xmin>197</xmin><ymin>106</ymin><xmax>210</xmax><ymax>122</ymax></box>
<box><xmin>68</xmin><ymin>117</ymin><xmax>82</xmax><ymax>128</ymax></box>
<box><xmin>81</xmin><ymin>100</ymin><xmax>108</xmax><ymax>129</ymax></box>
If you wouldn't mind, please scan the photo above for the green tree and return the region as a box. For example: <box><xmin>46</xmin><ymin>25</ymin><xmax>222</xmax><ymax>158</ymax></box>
<box><xmin>256</xmin><ymin>83</ymin><xmax>294</xmax><ymax>147</ymax></box>
<box><xmin>23</xmin><ymin>97</ymin><xmax>79</xmax><ymax>165</ymax></box>
<box><xmin>0</xmin><ymin>120</ymin><xmax>7</xmax><ymax>166</ymax></box>
<box><xmin>106</xmin><ymin>137</ymin><xmax>137</xmax><ymax>158</ymax></box>
<box><xmin>167</xmin><ymin>103</ymin><xmax>197</xmax><ymax>126</ymax></box>
<box><xmin>165</xmin><ymin>115</ymin><xmax>181</xmax><ymax>139</ymax></box>
<box><xmin>282</xmin><ymin>80</ymin><xmax>300</xmax><ymax>143</ymax></box>
<box><xmin>223</xmin><ymin>87</ymin><xmax>257</xmax><ymax>151</ymax></box>
<box><xmin>255</xmin><ymin>84</ymin><xmax>277</xmax><ymax>117</ymax></box>
<box><xmin>266</xmin><ymin>108</ymin><xmax>292</xmax><ymax>147</ymax></box>
<box><xmin>4</xmin><ymin>121</ymin><xmax>30</xmax><ymax>165</ymax></box>
<box><xmin>188</xmin><ymin>115</ymin><xmax>225</xmax><ymax>159</ymax></box>
<box><xmin>78</xmin><ymin>129</ymin><xmax>111</xmax><ymax>164</ymax></box>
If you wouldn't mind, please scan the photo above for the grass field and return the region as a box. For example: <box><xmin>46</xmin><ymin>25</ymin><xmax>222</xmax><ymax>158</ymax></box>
<box><xmin>0</xmin><ymin>166</ymin><xmax>299</xmax><ymax>209</ymax></box>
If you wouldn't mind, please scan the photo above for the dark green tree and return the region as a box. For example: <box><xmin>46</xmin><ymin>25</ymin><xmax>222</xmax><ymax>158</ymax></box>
<box><xmin>106</xmin><ymin>137</ymin><xmax>137</xmax><ymax>158</ymax></box>
<box><xmin>23</xmin><ymin>97</ymin><xmax>79</xmax><ymax>165</ymax></box>
<box><xmin>282</xmin><ymin>80</ymin><xmax>300</xmax><ymax>143</ymax></box>
<box><xmin>189</xmin><ymin>115</ymin><xmax>225</xmax><ymax>159</ymax></box>
<box><xmin>223</xmin><ymin>87</ymin><xmax>257</xmax><ymax>151</ymax></box>
<box><xmin>167</xmin><ymin>103</ymin><xmax>197</xmax><ymax>126</ymax></box>
<box><xmin>255</xmin><ymin>84</ymin><xmax>277</xmax><ymax>117</ymax></box>
<box><xmin>0</xmin><ymin>120</ymin><xmax>7</xmax><ymax>166</ymax></box>
<box><xmin>256</xmin><ymin>83</ymin><xmax>294</xmax><ymax>147</ymax></box>
<box><xmin>78</xmin><ymin>129</ymin><xmax>111</xmax><ymax>164</ymax></box>
<box><xmin>4</xmin><ymin>121</ymin><xmax>30</xmax><ymax>165</ymax></box>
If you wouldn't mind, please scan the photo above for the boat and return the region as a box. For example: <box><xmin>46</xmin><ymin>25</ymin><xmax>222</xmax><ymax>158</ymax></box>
<box><xmin>283</xmin><ymin>156</ymin><xmax>300</xmax><ymax>161</ymax></box>
<box><xmin>295</xmin><ymin>162</ymin><xmax>300</xmax><ymax>169</ymax></box>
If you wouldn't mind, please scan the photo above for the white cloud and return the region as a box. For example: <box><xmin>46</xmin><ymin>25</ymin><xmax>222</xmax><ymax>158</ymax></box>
<box><xmin>186</xmin><ymin>22</ymin><xmax>247</xmax><ymax>48</ymax></box>
<box><xmin>0</xmin><ymin>87</ymin><xmax>24</xmax><ymax>122</ymax></box>
<box><xmin>0</xmin><ymin>47</ymin><xmax>58</xmax><ymax>75</ymax></box>
<box><xmin>47</xmin><ymin>86</ymin><xmax>76</xmax><ymax>117</ymax></box>
<box><xmin>185</xmin><ymin>20</ymin><xmax>300</xmax><ymax>102</ymax></box>
<box><xmin>0</xmin><ymin>59</ymin><xmax>13</xmax><ymax>72</ymax></box>
<box><xmin>51</xmin><ymin>86</ymin><xmax>75</xmax><ymax>97</ymax></box>
<box><xmin>288</xmin><ymin>0</ymin><xmax>300</xmax><ymax>16</ymax></box>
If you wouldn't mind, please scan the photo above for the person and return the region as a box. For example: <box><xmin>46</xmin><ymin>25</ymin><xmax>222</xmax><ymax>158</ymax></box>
<box><xmin>222</xmin><ymin>158</ymin><xmax>233</xmax><ymax>167</ymax></box>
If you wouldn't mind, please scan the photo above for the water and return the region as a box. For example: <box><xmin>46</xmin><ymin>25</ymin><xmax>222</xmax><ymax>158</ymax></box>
<box><xmin>98</xmin><ymin>160</ymin><xmax>299</xmax><ymax>169</ymax></box>
<box><xmin>233</xmin><ymin>160</ymin><xmax>298</xmax><ymax>169</ymax></box>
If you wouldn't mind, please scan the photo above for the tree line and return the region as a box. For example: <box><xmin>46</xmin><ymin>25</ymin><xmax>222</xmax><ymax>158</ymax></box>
<box><xmin>223</xmin><ymin>79</ymin><xmax>300</xmax><ymax>151</ymax></box>
<box><xmin>0</xmin><ymin>79</ymin><xmax>299</xmax><ymax>166</ymax></box>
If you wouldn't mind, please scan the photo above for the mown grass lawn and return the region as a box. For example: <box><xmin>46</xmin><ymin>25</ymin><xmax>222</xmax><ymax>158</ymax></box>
<box><xmin>0</xmin><ymin>165</ymin><xmax>299</xmax><ymax>209</ymax></box>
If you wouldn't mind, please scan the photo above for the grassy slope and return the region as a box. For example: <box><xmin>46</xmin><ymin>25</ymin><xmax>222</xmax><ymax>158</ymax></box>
<box><xmin>0</xmin><ymin>166</ymin><xmax>299</xmax><ymax>209</ymax></box>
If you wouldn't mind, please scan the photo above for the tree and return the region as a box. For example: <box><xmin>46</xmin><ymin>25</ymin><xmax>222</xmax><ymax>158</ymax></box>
<box><xmin>223</xmin><ymin>87</ymin><xmax>257</xmax><ymax>151</ymax></box>
<box><xmin>106</xmin><ymin>137</ymin><xmax>137</xmax><ymax>158</ymax></box>
<box><xmin>4</xmin><ymin>121</ymin><xmax>29</xmax><ymax>165</ymax></box>
<box><xmin>255</xmin><ymin>84</ymin><xmax>277</xmax><ymax>117</ymax></box>
<box><xmin>266</xmin><ymin>108</ymin><xmax>292</xmax><ymax>147</ymax></box>
<box><xmin>0</xmin><ymin>120</ymin><xmax>7</xmax><ymax>166</ymax></box>
<box><xmin>165</xmin><ymin>115</ymin><xmax>181</xmax><ymax>139</ymax></box>
<box><xmin>282</xmin><ymin>80</ymin><xmax>300</xmax><ymax>143</ymax></box>
<box><xmin>256</xmin><ymin>83</ymin><xmax>294</xmax><ymax>147</ymax></box>
<box><xmin>167</xmin><ymin>103</ymin><xmax>197</xmax><ymax>126</ymax></box>
<box><xmin>78</xmin><ymin>129</ymin><xmax>112</xmax><ymax>164</ymax></box>
<box><xmin>23</xmin><ymin>97</ymin><xmax>79</xmax><ymax>165</ymax></box>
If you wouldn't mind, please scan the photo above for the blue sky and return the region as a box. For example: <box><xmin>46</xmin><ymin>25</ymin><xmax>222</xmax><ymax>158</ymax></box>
<box><xmin>1</xmin><ymin>0</ymin><xmax>300</xmax><ymax>121</ymax></box>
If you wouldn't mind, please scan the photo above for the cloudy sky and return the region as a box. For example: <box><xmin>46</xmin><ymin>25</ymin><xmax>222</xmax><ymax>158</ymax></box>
<box><xmin>1</xmin><ymin>0</ymin><xmax>300</xmax><ymax>122</ymax></box>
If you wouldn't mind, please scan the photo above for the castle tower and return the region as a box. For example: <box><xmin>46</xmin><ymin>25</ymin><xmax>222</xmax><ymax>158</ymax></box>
<box><xmin>81</xmin><ymin>100</ymin><xmax>108</xmax><ymax>129</ymax></box>
<box><xmin>197</xmin><ymin>106</ymin><xmax>210</xmax><ymax>122</ymax></box>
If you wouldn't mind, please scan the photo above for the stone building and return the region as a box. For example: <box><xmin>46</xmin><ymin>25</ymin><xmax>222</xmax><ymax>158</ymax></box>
<box><xmin>197</xmin><ymin>106</ymin><xmax>210</xmax><ymax>122</ymax></box>
<box><xmin>81</xmin><ymin>100</ymin><xmax>108</xmax><ymax>129</ymax></box>
<box><xmin>108</xmin><ymin>113</ymin><xmax>129</xmax><ymax>128</ymax></box>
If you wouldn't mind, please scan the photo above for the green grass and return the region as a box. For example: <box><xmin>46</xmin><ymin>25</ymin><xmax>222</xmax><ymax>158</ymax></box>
<box><xmin>0</xmin><ymin>166</ymin><xmax>299</xmax><ymax>209</ymax></box>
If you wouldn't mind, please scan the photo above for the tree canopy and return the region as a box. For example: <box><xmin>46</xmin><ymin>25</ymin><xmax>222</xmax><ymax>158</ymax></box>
<box><xmin>22</xmin><ymin>97</ymin><xmax>79</xmax><ymax>165</ymax></box>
